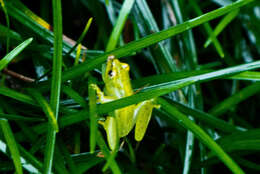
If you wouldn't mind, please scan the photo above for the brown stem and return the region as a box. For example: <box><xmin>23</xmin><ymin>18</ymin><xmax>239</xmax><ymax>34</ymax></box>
<box><xmin>3</xmin><ymin>68</ymin><xmax>35</xmax><ymax>83</ymax></box>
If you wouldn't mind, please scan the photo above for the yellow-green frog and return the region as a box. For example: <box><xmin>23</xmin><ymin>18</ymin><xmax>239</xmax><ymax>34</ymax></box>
<box><xmin>92</xmin><ymin>55</ymin><xmax>159</xmax><ymax>150</ymax></box>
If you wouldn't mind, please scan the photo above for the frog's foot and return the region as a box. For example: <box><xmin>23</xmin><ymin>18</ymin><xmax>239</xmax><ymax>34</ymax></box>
<box><xmin>90</xmin><ymin>84</ymin><xmax>116</xmax><ymax>103</ymax></box>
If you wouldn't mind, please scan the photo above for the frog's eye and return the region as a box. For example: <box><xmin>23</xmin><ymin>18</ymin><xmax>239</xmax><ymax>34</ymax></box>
<box><xmin>108</xmin><ymin>70</ymin><xmax>116</xmax><ymax>78</ymax></box>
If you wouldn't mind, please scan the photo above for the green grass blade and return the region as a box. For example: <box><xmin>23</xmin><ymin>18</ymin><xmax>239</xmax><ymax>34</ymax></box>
<box><xmin>0</xmin><ymin>0</ymin><xmax>10</xmax><ymax>53</ymax></box>
<box><xmin>72</xmin><ymin>152</ymin><xmax>104</xmax><ymax>173</ymax></box>
<box><xmin>53</xmin><ymin>146</ymin><xmax>70</xmax><ymax>174</ymax></box>
<box><xmin>204</xmin><ymin>9</ymin><xmax>240</xmax><ymax>47</ymax></box>
<box><xmin>0</xmin><ymin>139</ymin><xmax>41</xmax><ymax>173</ymax></box>
<box><xmin>207</xmin><ymin>129</ymin><xmax>260</xmax><ymax>156</ymax></box>
<box><xmin>43</xmin><ymin>0</ymin><xmax>63</xmax><ymax>173</ymax></box>
<box><xmin>62</xmin><ymin>0</ymin><xmax>255</xmax><ymax>80</ymax></box>
<box><xmin>228</xmin><ymin>71</ymin><xmax>260</xmax><ymax>81</ymax></box>
<box><xmin>132</xmin><ymin>70</ymin><xmax>260</xmax><ymax>89</ymax></box>
<box><xmin>0</xmin><ymin>37</ymin><xmax>33</xmax><ymax>71</ymax></box>
<box><xmin>27</xmin><ymin>88</ymin><xmax>59</xmax><ymax>132</ymax></box>
<box><xmin>66</xmin><ymin>17</ymin><xmax>93</xmax><ymax>57</ymax></box>
<box><xmin>4</xmin><ymin>0</ymin><xmax>70</xmax><ymax>57</ymax></box>
<box><xmin>219</xmin><ymin>139</ymin><xmax>260</xmax><ymax>152</ymax></box>
<box><xmin>62</xmin><ymin>86</ymin><xmax>87</xmax><ymax>108</ymax></box>
<box><xmin>106</xmin><ymin>0</ymin><xmax>135</xmax><ymax>51</ymax></box>
<box><xmin>168</xmin><ymin>100</ymin><xmax>244</xmax><ymax>132</ymax></box>
<box><xmin>0</xmin><ymin>113</ymin><xmax>43</xmax><ymax>122</ymax></box>
<box><xmin>74</xmin><ymin>44</ymin><xmax>81</xmax><ymax>66</ymax></box>
<box><xmin>0</xmin><ymin>87</ymin><xmax>35</xmax><ymax>105</ymax></box>
<box><xmin>14</xmin><ymin>110</ymin><xmax>89</xmax><ymax>142</ymax></box>
<box><xmin>190</xmin><ymin>0</ymin><xmax>225</xmax><ymax>58</ymax></box>
<box><xmin>170</xmin><ymin>0</ymin><xmax>199</xmax><ymax>69</ymax></box>
<box><xmin>0</xmin><ymin>24</ymin><xmax>22</xmax><ymax>41</ymax></box>
<box><xmin>157</xmin><ymin>97</ymin><xmax>245</xmax><ymax>174</ymax></box>
<box><xmin>135</xmin><ymin>0</ymin><xmax>177</xmax><ymax>72</ymax></box>
<box><xmin>96</xmin><ymin>131</ymin><xmax>122</xmax><ymax>174</ymax></box>
<box><xmin>88</xmin><ymin>77</ymin><xmax>98</xmax><ymax>153</ymax></box>
<box><xmin>58</xmin><ymin>139</ymin><xmax>78</xmax><ymax>174</ymax></box>
<box><xmin>209</xmin><ymin>82</ymin><xmax>260</xmax><ymax>117</ymax></box>
<box><xmin>235</xmin><ymin>156</ymin><xmax>260</xmax><ymax>171</ymax></box>
<box><xmin>97</xmin><ymin>60</ymin><xmax>260</xmax><ymax>115</ymax></box>
<box><xmin>0</xmin><ymin>119</ymin><xmax>23</xmax><ymax>174</ymax></box>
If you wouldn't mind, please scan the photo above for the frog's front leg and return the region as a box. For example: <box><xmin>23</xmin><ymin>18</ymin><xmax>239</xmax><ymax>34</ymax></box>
<box><xmin>91</xmin><ymin>84</ymin><xmax>116</xmax><ymax>103</ymax></box>
<box><xmin>134</xmin><ymin>99</ymin><xmax>160</xmax><ymax>141</ymax></box>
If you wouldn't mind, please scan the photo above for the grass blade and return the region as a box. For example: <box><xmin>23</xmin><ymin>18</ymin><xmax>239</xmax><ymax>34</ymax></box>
<box><xmin>157</xmin><ymin>97</ymin><xmax>245</xmax><ymax>174</ymax></box>
<box><xmin>0</xmin><ymin>38</ymin><xmax>33</xmax><ymax>71</ymax></box>
<box><xmin>43</xmin><ymin>0</ymin><xmax>63</xmax><ymax>173</ymax></box>
<box><xmin>62</xmin><ymin>86</ymin><xmax>87</xmax><ymax>108</ymax></box>
<box><xmin>106</xmin><ymin>0</ymin><xmax>135</xmax><ymax>51</ymax></box>
<box><xmin>65</xmin><ymin>17</ymin><xmax>93</xmax><ymax>57</ymax></box>
<box><xmin>204</xmin><ymin>9</ymin><xmax>240</xmax><ymax>47</ymax></box>
<box><xmin>0</xmin><ymin>139</ymin><xmax>41</xmax><ymax>173</ymax></box>
<box><xmin>0</xmin><ymin>0</ymin><xmax>10</xmax><ymax>52</ymax></box>
<box><xmin>88</xmin><ymin>77</ymin><xmax>98</xmax><ymax>153</ymax></box>
<box><xmin>0</xmin><ymin>119</ymin><xmax>23</xmax><ymax>174</ymax></box>
<box><xmin>62</xmin><ymin>0</ymin><xmax>255</xmax><ymax>81</ymax></box>
<box><xmin>0</xmin><ymin>87</ymin><xmax>35</xmax><ymax>105</ymax></box>
<box><xmin>190</xmin><ymin>0</ymin><xmax>225</xmax><ymax>58</ymax></box>
<box><xmin>0</xmin><ymin>113</ymin><xmax>43</xmax><ymax>122</ymax></box>
<box><xmin>97</xmin><ymin>59</ymin><xmax>260</xmax><ymax>115</ymax></box>
<box><xmin>209</xmin><ymin>82</ymin><xmax>260</xmax><ymax>117</ymax></box>
<box><xmin>135</xmin><ymin>0</ymin><xmax>177</xmax><ymax>72</ymax></box>
<box><xmin>167</xmin><ymin>100</ymin><xmax>244</xmax><ymax>132</ymax></box>
<box><xmin>27</xmin><ymin>88</ymin><xmax>59</xmax><ymax>132</ymax></box>
<box><xmin>96</xmin><ymin>131</ymin><xmax>122</xmax><ymax>174</ymax></box>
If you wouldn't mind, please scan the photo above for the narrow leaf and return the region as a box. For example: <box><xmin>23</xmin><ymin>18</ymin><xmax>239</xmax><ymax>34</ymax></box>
<box><xmin>157</xmin><ymin>97</ymin><xmax>245</xmax><ymax>174</ymax></box>
<box><xmin>0</xmin><ymin>38</ymin><xmax>33</xmax><ymax>71</ymax></box>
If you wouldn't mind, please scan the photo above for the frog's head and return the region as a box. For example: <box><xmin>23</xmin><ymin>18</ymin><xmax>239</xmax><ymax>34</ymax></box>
<box><xmin>102</xmin><ymin>55</ymin><xmax>130</xmax><ymax>84</ymax></box>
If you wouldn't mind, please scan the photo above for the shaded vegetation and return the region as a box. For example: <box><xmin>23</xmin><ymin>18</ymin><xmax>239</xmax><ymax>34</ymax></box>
<box><xmin>0</xmin><ymin>0</ymin><xmax>260</xmax><ymax>173</ymax></box>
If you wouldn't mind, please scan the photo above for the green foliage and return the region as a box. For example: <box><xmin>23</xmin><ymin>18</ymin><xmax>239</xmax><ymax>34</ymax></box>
<box><xmin>0</xmin><ymin>0</ymin><xmax>259</xmax><ymax>173</ymax></box>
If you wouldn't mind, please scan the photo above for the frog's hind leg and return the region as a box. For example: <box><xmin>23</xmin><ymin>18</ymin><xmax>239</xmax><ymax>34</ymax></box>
<box><xmin>99</xmin><ymin>116</ymin><xmax>118</xmax><ymax>151</ymax></box>
<box><xmin>134</xmin><ymin>99</ymin><xmax>160</xmax><ymax>141</ymax></box>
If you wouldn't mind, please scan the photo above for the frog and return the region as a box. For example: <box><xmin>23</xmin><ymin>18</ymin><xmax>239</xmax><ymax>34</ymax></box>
<box><xmin>91</xmin><ymin>55</ymin><xmax>160</xmax><ymax>150</ymax></box>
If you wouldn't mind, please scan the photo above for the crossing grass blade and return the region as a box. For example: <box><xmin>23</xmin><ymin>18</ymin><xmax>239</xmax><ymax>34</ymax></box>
<box><xmin>190</xmin><ymin>0</ymin><xmax>225</xmax><ymax>58</ymax></box>
<box><xmin>62</xmin><ymin>0</ymin><xmax>255</xmax><ymax>81</ymax></box>
<box><xmin>0</xmin><ymin>0</ymin><xmax>10</xmax><ymax>53</ymax></box>
<box><xmin>97</xmin><ymin>59</ymin><xmax>260</xmax><ymax>115</ymax></box>
<box><xmin>0</xmin><ymin>113</ymin><xmax>43</xmax><ymax>122</ymax></box>
<box><xmin>0</xmin><ymin>114</ymin><xmax>23</xmax><ymax>174</ymax></box>
<box><xmin>204</xmin><ymin>9</ymin><xmax>240</xmax><ymax>47</ymax></box>
<box><xmin>106</xmin><ymin>0</ymin><xmax>135</xmax><ymax>51</ymax></box>
<box><xmin>0</xmin><ymin>38</ymin><xmax>33</xmax><ymax>71</ymax></box>
<box><xmin>96</xmin><ymin>131</ymin><xmax>122</xmax><ymax>174</ymax></box>
<box><xmin>157</xmin><ymin>97</ymin><xmax>245</xmax><ymax>174</ymax></box>
<box><xmin>167</xmin><ymin>100</ymin><xmax>245</xmax><ymax>133</ymax></box>
<box><xmin>0</xmin><ymin>0</ymin><xmax>259</xmax><ymax>173</ymax></box>
<box><xmin>43</xmin><ymin>0</ymin><xmax>63</xmax><ymax>173</ymax></box>
<box><xmin>0</xmin><ymin>87</ymin><xmax>35</xmax><ymax>105</ymax></box>
<box><xmin>27</xmin><ymin>88</ymin><xmax>59</xmax><ymax>132</ymax></box>
<box><xmin>62</xmin><ymin>86</ymin><xmax>88</xmax><ymax>108</ymax></box>
<box><xmin>209</xmin><ymin>82</ymin><xmax>260</xmax><ymax>117</ymax></box>
<box><xmin>65</xmin><ymin>17</ymin><xmax>93</xmax><ymax>57</ymax></box>
<box><xmin>88</xmin><ymin>77</ymin><xmax>98</xmax><ymax>154</ymax></box>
